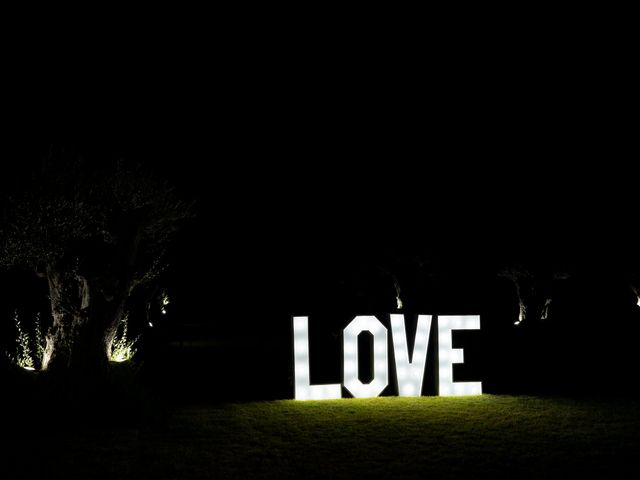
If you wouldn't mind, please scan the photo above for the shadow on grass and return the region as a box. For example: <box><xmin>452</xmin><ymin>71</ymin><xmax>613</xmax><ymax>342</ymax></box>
<box><xmin>2</xmin><ymin>360</ymin><xmax>171</xmax><ymax>433</ymax></box>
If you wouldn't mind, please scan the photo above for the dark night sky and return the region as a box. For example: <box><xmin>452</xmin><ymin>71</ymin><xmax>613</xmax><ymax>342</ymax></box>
<box><xmin>6</xmin><ymin>101</ymin><xmax>636</xmax><ymax>305</ymax></box>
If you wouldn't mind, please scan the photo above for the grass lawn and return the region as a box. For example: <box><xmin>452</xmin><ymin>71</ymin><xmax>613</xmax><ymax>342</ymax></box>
<box><xmin>6</xmin><ymin>395</ymin><xmax>640</xmax><ymax>479</ymax></box>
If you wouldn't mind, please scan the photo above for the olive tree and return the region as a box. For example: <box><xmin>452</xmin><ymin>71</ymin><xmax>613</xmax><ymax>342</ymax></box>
<box><xmin>1</xmin><ymin>153</ymin><xmax>191</xmax><ymax>376</ymax></box>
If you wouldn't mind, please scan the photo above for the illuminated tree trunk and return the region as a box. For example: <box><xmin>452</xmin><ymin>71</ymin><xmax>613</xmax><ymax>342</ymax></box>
<box><xmin>500</xmin><ymin>268</ymin><xmax>569</xmax><ymax>325</ymax></box>
<box><xmin>42</xmin><ymin>223</ymin><xmax>143</xmax><ymax>375</ymax></box>
<box><xmin>631</xmin><ymin>276</ymin><xmax>640</xmax><ymax>307</ymax></box>
<box><xmin>500</xmin><ymin>269</ymin><xmax>551</xmax><ymax>325</ymax></box>
<box><xmin>42</xmin><ymin>268</ymin><xmax>126</xmax><ymax>375</ymax></box>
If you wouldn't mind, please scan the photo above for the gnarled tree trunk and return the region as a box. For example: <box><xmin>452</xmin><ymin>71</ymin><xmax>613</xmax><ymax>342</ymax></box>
<box><xmin>499</xmin><ymin>268</ymin><xmax>560</xmax><ymax>325</ymax></box>
<box><xmin>42</xmin><ymin>268</ymin><xmax>127</xmax><ymax>377</ymax></box>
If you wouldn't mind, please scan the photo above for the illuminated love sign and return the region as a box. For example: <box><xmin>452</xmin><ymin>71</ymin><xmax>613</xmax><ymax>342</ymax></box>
<box><xmin>293</xmin><ymin>315</ymin><xmax>482</xmax><ymax>400</ymax></box>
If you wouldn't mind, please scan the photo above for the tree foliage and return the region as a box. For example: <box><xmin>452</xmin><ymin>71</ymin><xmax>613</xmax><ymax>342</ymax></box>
<box><xmin>2</xmin><ymin>155</ymin><xmax>190</xmax><ymax>281</ymax></box>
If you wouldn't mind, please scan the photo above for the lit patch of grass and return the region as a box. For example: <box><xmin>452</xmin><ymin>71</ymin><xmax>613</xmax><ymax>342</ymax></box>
<box><xmin>6</xmin><ymin>395</ymin><xmax>640</xmax><ymax>479</ymax></box>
